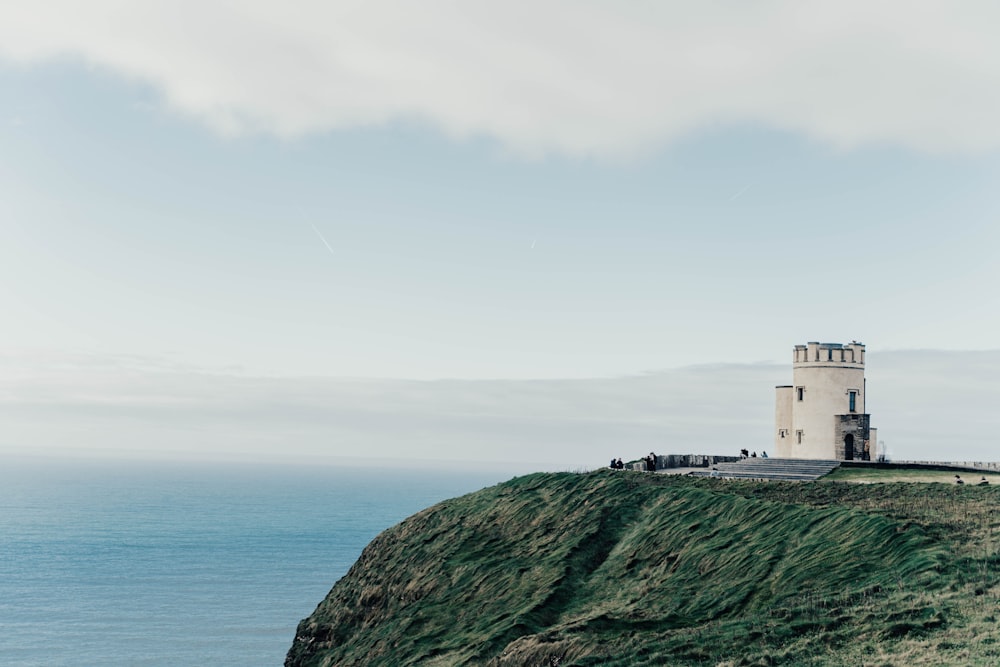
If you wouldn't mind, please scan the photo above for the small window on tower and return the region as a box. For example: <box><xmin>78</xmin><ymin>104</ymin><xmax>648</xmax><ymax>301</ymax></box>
<box><xmin>796</xmin><ymin>430</ymin><xmax>804</xmax><ymax>444</ymax></box>
<box><xmin>779</xmin><ymin>429</ymin><xmax>788</xmax><ymax>438</ymax></box>
<box><xmin>849</xmin><ymin>391</ymin><xmax>857</xmax><ymax>412</ymax></box>
<box><xmin>796</xmin><ymin>387</ymin><xmax>804</xmax><ymax>401</ymax></box>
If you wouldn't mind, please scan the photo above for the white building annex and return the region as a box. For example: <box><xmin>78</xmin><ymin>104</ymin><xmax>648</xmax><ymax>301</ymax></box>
<box><xmin>774</xmin><ymin>341</ymin><xmax>877</xmax><ymax>461</ymax></box>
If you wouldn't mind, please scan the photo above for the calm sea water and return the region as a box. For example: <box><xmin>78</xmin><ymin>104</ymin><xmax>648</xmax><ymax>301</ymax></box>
<box><xmin>0</xmin><ymin>458</ymin><xmax>516</xmax><ymax>666</ymax></box>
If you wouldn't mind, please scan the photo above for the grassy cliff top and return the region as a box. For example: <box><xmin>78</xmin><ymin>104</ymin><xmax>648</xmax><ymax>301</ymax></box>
<box><xmin>286</xmin><ymin>471</ymin><xmax>1000</xmax><ymax>666</ymax></box>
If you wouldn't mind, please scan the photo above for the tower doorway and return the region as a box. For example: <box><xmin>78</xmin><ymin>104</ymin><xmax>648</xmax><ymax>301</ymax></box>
<box><xmin>844</xmin><ymin>434</ymin><xmax>854</xmax><ymax>460</ymax></box>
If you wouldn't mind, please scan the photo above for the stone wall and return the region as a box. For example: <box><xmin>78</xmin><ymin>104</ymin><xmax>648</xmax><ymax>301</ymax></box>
<box><xmin>626</xmin><ymin>453</ymin><xmax>742</xmax><ymax>471</ymax></box>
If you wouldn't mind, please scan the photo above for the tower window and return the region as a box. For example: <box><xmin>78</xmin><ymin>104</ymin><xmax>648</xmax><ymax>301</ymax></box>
<box><xmin>848</xmin><ymin>391</ymin><xmax>857</xmax><ymax>412</ymax></box>
<box><xmin>796</xmin><ymin>430</ymin><xmax>803</xmax><ymax>444</ymax></box>
<box><xmin>796</xmin><ymin>387</ymin><xmax>804</xmax><ymax>401</ymax></box>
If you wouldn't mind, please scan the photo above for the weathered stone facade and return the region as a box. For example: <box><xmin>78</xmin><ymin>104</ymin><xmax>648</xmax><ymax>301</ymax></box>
<box><xmin>835</xmin><ymin>413</ymin><xmax>871</xmax><ymax>461</ymax></box>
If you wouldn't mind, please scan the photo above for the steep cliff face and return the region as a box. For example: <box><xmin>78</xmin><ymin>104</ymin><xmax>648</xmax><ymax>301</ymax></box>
<box><xmin>286</xmin><ymin>472</ymin><xmax>996</xmax><ymax>666</ymax></box>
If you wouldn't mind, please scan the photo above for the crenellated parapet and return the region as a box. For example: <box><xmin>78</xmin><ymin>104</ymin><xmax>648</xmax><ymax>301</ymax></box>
<box><xmin>793</xmin><ymin>341</ymin><xmax>865</xmax><ymax>368</ymax></box>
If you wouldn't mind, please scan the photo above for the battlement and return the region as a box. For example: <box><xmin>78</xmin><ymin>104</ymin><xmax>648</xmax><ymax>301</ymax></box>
<box><xmin>793</xmin><ymin>341</ymin><xmax>865</xmax><ymax>367</ymax></box>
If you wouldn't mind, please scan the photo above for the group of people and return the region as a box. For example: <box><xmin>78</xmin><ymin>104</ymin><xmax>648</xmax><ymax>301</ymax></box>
<box><xmin>955</xmin><ymin>475</ymin><xmax>990</xmax><ymax>486</ymax></box>
<box><xmin>739</xmin><ymin>449</ymin><xmax>767</xmax><ymax>459</ymax></box>
<box><xmin>608</xmin><ymin>452</ymin><xmax>659</xmax><ymax>471</ymax></box>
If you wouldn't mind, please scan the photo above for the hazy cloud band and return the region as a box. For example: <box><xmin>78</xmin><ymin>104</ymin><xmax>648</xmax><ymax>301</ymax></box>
<box><xmin>2</xmin><ymin>350</ymin><xmax>997</xmax><ymax>466</ymax></box>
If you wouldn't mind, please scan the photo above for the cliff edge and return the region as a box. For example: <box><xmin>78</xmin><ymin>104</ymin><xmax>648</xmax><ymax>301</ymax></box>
<box><xmin>287</xmin><ymin>471</ymin><xmax>998</xmax><ymax>666</ymax></box>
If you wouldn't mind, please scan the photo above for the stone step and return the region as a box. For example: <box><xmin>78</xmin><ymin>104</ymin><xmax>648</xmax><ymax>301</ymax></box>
<box><xmin>725</xmin><ymin>464</ymin><xmax>837</xmax><ymax>469</ymax></box>
<box><xmin>700</xmin><ymin>457</ymin><xmax>840</xmax><ymax>482</ymax></box>
<box><xmin>714</xmin><ymin>467</ymin><xmax>837</xmax><ymax>474</ymax></box>
<box><xmin>716</xmin><ymin>459</ymin><xmax>839</xmax><ymax>466</ymax></box>
<box><xmin>689</xmin><ymin>471</ymin><xmax>825</xmax><ymax>482</ymax></box>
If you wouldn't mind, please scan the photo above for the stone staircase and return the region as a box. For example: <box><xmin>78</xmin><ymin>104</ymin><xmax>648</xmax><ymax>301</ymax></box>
<box><xmin>690</xmin><ymin>457</ymin><xmax>841</xmax><ymax>482</ymax></box>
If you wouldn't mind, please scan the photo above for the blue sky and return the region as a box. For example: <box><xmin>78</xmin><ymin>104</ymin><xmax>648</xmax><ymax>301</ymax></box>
<box><xmin>2</xmin><ymin>3</ymin><xmax>999</xmax><ymax>465</ymax></box>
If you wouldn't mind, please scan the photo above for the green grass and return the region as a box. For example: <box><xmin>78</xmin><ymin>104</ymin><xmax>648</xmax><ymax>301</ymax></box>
<box><xmin>286</xmin><ymin>472</ymin><xmax>1000</xmax><ymax>666</ymax></box>
<box><xmin>825</xmin><ymin>467</ymin><xmax>1000</xmax><ymax>484</ymax></box>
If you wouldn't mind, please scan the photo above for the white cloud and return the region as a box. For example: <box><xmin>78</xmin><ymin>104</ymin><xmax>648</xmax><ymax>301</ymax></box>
<box><xmin>2</xmin><ymin>2</ymin><xmax>999</xmax><ymax>156</ymax></box>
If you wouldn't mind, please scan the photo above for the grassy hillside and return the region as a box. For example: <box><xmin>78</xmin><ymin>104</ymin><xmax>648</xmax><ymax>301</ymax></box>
<box><xmin>286</xmin><ymin>471</ymin><xmax>1000</xmax><ymax>666</ymax></box>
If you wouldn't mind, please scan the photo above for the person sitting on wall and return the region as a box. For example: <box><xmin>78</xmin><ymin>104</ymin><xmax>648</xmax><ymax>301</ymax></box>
<box><xmin>610</xmin><ymin>458</ymin><xmax>617</xmax><ymax>469</ymax></box>
<box><xmin>761</xmin><ymin>451</ymin><xmax>768</xmax><ymax>458</ymax></box>
<box><xmin>955</xmin><ymin>475</ymin><xmax>965</xmax><ymax>485</ymax></box>
<box><xmin>978</xmin><ymin>476</ymin><xmax>990</xmax><ymax>486</ymax></box>
<box><xmin>751</xmin><ymin>451</ymin><xmax>757</xmax><ymax>458</ymax></box>
<box><xmin>615</xmin><ymin>458</ymin><xmax>624</xmax><ymax>469</ymax></box>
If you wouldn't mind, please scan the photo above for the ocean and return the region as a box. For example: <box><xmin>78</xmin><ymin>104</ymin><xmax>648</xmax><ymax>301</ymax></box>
<box><xmin>0</xmin><ymin>458</ymin><xmax>518</xmax><ymax>666</ymax></box>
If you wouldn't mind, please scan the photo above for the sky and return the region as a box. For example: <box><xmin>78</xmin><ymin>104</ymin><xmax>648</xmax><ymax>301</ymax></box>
<box><xmin>1</xmin><ymin>2</ymin><xmax>999</xmax><ymax>467</ymax></box>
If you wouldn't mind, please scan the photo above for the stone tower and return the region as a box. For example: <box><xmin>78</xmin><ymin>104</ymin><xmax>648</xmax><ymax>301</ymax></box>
<box><xmin>774</xmin><ymin>341</ymin><xmax>877</xmax><ymax>460</ymax></box>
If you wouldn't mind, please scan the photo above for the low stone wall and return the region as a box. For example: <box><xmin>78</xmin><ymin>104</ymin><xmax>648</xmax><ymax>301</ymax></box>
<box><xmin>621</xmin><ymin>456</ymin><xmax>1000</xmax><ymax>474</ymax></box>
<box><xmin>953</xmin><ymin>462</ymin><xmax>1000</xmax><ymax>472</ymax></box>
<box><xmin>626</xmin><ymin>453</ymin><xmax>742</xmax><ymax>471</ymax></box>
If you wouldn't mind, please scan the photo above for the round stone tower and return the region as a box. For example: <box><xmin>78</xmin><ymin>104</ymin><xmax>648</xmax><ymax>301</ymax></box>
<box><xmin>774</xmin><ymin>341</ymin><xmax>873</xmax><ymax>460</ymax></box>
